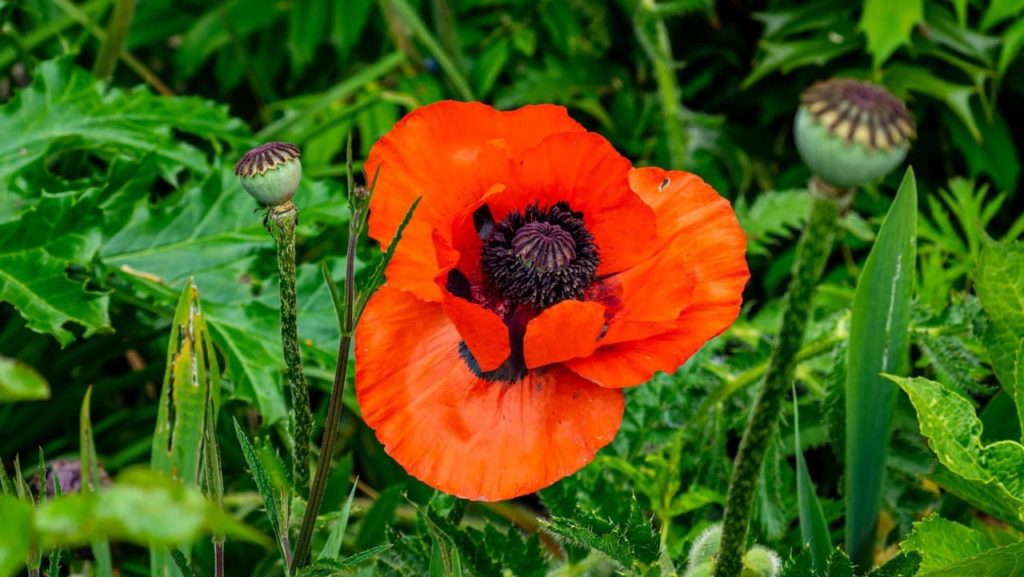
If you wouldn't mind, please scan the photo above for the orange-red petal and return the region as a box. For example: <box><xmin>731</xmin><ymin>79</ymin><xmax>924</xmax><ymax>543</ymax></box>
<box><xmin>523</xmin><ymin>300</ymin><xmax>606</xmax><ymax>369</ymax></box>
<box><xmin>566</xmin><ymin>168</ymin><xmax>749</xmax><ymax>388</ymax></box>
<box><xmin>365</xmin><ymin>102</ymin><xmax>586</xmax><ymax>301</ymax></box>
<box><xmin>356</xmin><ymin>286</ymin><xmax>624</xmax><ymax>501</ymax></box>
<box><xmin>441</xmin><ymin>294</ymin><xmax>510</xmax><ymax>372</ymax></box>
<box><xmin>482</xmin><ymin>132</ymin><xmax>659</xmax><ymax>276</ymax></box>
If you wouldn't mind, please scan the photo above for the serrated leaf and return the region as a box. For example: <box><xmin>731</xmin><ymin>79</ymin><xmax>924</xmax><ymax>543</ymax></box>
<box><xmin>0</xmin><ymin>57</ymin><xmax>247</xmax><ymax>202</ymax></box>
<box><xmin>233</xmin><ymin>419</ymin><xmax>288</xmax><ymax>562</ymax></box>
<box><xmin>845</xmin><ymin>168</ymin><xmax>917</xmax><ymax>566</ymax></box>
<box><xmin>735</xmin><ymin>189</ymin><xmax>812</xmax><ymax>256</ymax></box>
<box><xmin>860</xmin><ymin>0</ymin><xmax>923</xmax><ymax>67</ymax></box>
<box><xmin>298</xmin><ymin>544</ymin><xmax>391</xmax><ymax>576</ymax></box>
<box><xmin>869</xmin><ymin>551</ymin><xmax>921</xmax><ymax>577</ymax></box>
<box><xmin>80</xmin><ymin>387</ymin><xmax>114</xmax><ymax>577</ymax></box>
<box><xmin>318</xmin><ymin>480</ymin><xmax>358</xmax><ymax>561</ymax></box>
<box><xmin>0</xmin><ymin>191</ymin><xmax>110</xmax><ymax>346</ymax></box>
<box><xmin>975</xmin><ymin>239</ymin><xmax>1024</xmax><ymax>433</ymax></box>
<box><xmin>901</xmin><ymin>514</ymin><xmax>993</xmax><ymax>574</ymax></box>
<box><xmin>885</xmin><ymin>65</ymin><xmax>981</xmax><ymax>141</ymax></box>
<box><xmin>892</xmin><ymin>375</ymin><xmax>1024</xmax><ymax>528</ymax></box>
<box><xmin>540</xmin><ymin>496</ymin><xmax>658</xmax><ymax>568</ymax></box>
<box><xmin>0</xmin><ymin>357</ymin><xmax>50</xmax><ymax>403</ymax></box>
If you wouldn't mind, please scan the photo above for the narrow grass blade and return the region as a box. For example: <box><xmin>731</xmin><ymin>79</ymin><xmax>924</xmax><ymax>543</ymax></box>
<box><xmin>845</xmin><ymin>168</ymin><xmax>918</xmax><ymax>568</ymax></box>
<box><xmin>80</xmin><ymin>387</ymin><xmax>114</xmax><ymax>577</ymax></box>
<box><xmin>321</xmin><ymin>261</ymin><xmax>345</xmax><ymax>335</ymax></box>
<box><xmin>383</xmin><ymin>0</ymin><xmax>474</xmax><ymax>99</ymax></box>
<box><xmin>354</xmin><ymin>197</ymin><xmax>421</xmax><ymax>322</ymax></box>
<box><xmin>793</xmin><ymin>386</ymin><xmax>832</xmax><ymax>572</ymax></box>
<box><xmin>168</xmin><ymin>549</ymin><xmax>199</xmax><ymax>577</ymax></box>
<box><xmin>317</xmin><ymin>480</ymin><xmax>358</xmax><ymax>560</ymax></box>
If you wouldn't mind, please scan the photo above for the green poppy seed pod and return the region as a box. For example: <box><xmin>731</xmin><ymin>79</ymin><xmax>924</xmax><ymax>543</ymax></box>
<box><xmin>741</xmin><ymin>545</ymin><xmax>782</xmax><ymax>577</ymax></box>
<box><xmin>235</xmin><ymin>142</ymin><xmax>302</xmax><ymax>206</ymax></box>
<box><xmin>683</xmin><ymin>561</ymin><xmax>714</xmax><ymax>577</ymax></box>
<box><xmin>688</xmin><ymin>523</ymin><xmax>723</xmax><ymax>570</ymax></box>
<box><xmin>794</xmin><ymin>79</ymin><xmax>915</xmax><ymax>188</ymax></box>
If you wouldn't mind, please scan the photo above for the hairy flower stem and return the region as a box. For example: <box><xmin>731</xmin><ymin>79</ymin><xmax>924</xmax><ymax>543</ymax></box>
<box><xmin>271</xmin><ymin>201</ymin><xmax>313</xmax><ymax>494</ymax></box>
<box><xmin>714</xmin><ymin>180</ymin><xmax>844</xmax><ymax>577</ymax></box>
<box><xmin>290</xmin><ymin>215</ymin><xmax>361</xmax><ymax>573</ymax></box>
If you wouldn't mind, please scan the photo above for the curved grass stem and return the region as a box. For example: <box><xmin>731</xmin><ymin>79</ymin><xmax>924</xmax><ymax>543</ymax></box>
<box><xmin>713</xmin><ymin>181</ymin><xmax>844</xmax><ymax>577</ymax></box>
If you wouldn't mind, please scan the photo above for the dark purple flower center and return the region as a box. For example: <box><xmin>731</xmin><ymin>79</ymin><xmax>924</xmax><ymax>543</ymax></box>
<box><xmin>480</xmin><ymin>202</ymin><xmax>599</xmax><ymax>309</ymax></box>
<box><xmin>450</xmin><ymin>202</ymin><xmax>601</xmax><ymax>383</ymax></box>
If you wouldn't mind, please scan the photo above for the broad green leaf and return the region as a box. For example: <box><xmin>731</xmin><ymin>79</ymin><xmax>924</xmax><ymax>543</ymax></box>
<box><xmin>470</xmin><ymin>38</ymin><xmax>511</xmax><ymax>98</ymax></box>
<box><xmin>998</xmin><ymin>18</ymin><xmax>1024</xmax><ymax>75</ymax></box>
<box><xmin>0</xmin><ymin>191</ymin><xmax>110</xmax><ymax>346</ymax></box>
<box><xmin>793</xmin><ymin>391</ymin><xmax>831</xmax><ymax>573</ymax></box>
<box><xmin>893</xmin><ymin>375</ymin><xmax>1024</xmax><ymax>527</ymax></box>
<box><xmin>903</xmin><ymin>516</ymin><xmax>1024</xmax><ymax>577</ymax></box>
<box><xmin>0</xmin><ymin>357</ymin><xmax>50</xmax><ymax>402</ymax></box>
<box><xmin>34</xmin><ymin>468</ymin><xmax>266</xmax><ymax>548</ymax></box>
<box><xmin>860</xmin><ymin>0</ymin><xmax>923</xmax><ymax>67</ymax></box>
<box><xmin>845</xmin><ymin>168</ymin><xmax>917</xmax><ymax>567</ymax></box>
<box><xmin>901</xmin><ymin>514</ymin><xmax>993</xmax><ymax>574</ymax></box>
<box><xmin>975</xmin><ymin>239</ymin><xmax>1024</xmax><ymax>432</ymax></box>
<box><xmin>0</xmin><ymin>57</ymin><xmax>247</xmax><ymax>201</ymax></box>
<box><xmin>0</xmin><ymin>495</ymin><xmax>32</xmax><ymax>577</ymax></box>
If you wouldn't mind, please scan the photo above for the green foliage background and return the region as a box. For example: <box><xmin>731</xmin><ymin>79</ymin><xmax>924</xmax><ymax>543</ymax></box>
<box><xmin>1</xmin><ymin>0</ymin><xmax>1024</xmax><ymax>576</ymax></box>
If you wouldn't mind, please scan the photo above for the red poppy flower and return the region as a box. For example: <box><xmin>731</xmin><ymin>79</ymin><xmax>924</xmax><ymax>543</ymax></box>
<box><xmin>355</xmin><ymin>102</ymin><xmax>748</xmax><ymax>501</ymax></box>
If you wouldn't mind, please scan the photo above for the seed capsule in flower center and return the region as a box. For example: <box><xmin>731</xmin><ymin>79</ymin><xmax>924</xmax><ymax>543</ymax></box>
<box><xmin>512</xmin><ymin>222</ymin><xmax>576</xmax><ymax>271</ymax></box>
<box><xmin>480</xmin><ymin>202</ymin><xmax>600</xmax><ymax>309</ymax></box>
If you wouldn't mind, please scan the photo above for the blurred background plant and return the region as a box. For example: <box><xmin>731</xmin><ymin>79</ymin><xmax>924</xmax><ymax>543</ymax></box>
<box><xmin>1</xmin><ymin>0</ymin><xmax>1023</xmax><ymax>576</ymax></box>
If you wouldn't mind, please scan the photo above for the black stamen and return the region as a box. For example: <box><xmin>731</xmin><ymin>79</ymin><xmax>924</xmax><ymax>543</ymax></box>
<box><xmin>473</xmin><ymin>205</ymin><xmax>495</xmax><ymax>240</ymax></box>
<box><xmin>447</xmin><ymin>269</ymin><xmax>472</xmax><ymax>300</ymax></box>
<box><xmin>459</xmin><ymin>342</ymin><xmax>527</xmax><ymax>383</ymax></box>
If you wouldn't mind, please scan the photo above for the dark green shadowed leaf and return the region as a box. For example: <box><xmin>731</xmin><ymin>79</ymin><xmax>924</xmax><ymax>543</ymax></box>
<box><xmin>168</xmin><ymin>548</ymin><xmax>199</xmax><ymax>577</ymax></box>
<box><xmin>0</xmin><ymin>191</ymin><xmax>110</xmax><ymax>346</ymax></box>
<box><xmin>0</xmin><ymin>357</ymin><xmax>50</xmax><ymax>402</ymax></box>
<box><xmin>845</xmin><ymin>168</ymin><xmax>917</xmax><ymax>568</ymax></box>
<box><xmin>317</xmin><ymin>480</ymin><xmax>358</xmax><ymax>561</ymax></box>
<box><xmin>793</xmin><ymin>387</ymin><xmax>831</xmax><ymax>573</ymax></box>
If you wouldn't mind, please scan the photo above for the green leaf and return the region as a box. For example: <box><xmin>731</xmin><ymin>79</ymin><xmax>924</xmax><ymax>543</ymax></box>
<box><xmin>981</xmin><ymin>0</ymin><xmax>1024</xmax><ymax>30</ymax></box>
<box><xmin>151</xmin><ymin>279</ymin><xmax>219</xmax><ymax>577</ymax></box>
<box><xmin>356</xmin><ymin>484</ymin><xmax>402</xmax><ymax>549</ymax></box>
<box><xmin>470</xmin><ymin>38</ymin><xmax>510</xmax><ymax>98</ymax></box>
<box><xmin>885</xmin><ymin>65</ymin><xmax>981</xmax><ymax>141</ymax></box>
<box><xmin>168</xmin><ymin>548</ymin><xmax>200</xmax><ymax>577</ymax></box>
<box><xmin>901</xmin><ymin>514</ymin><xmax>994</xmax><ymax>574</ymax></box>
<box><xmin>232</xmin><ymin>418</ymin><xmax>288</xmax><ymax>562</ymax></box>
<box><xmin>297</xmin><ymin>544</ymin><xmax>391</xmax><ymax>576</ymax></box>
<box><xmin>540</xmin><ymin>495</ymin><xmax>658</xmax><ymax>568</ymax></box>
<box><xmin>860</xmin><ymin>0</ymin><xmax>923</xmax><ymax>67</ymax></box>
<box><xmin>317</xmin><ymin>480</ymin><xmax>358</xmax><ymax>561</ymax></box>
<box><xmin>0</xmin><ymin>357</ymin><xmax>50</xmax><ymax>403</ymax></box>
<box><xmin>381</xmin><ymin>0</ymin><xmax>473</xmax><ymax>100</ymax></box>
<box><xmin>975</xmin><ymin>239</ymin><xmax>1024</xmax><ymax>433</ymax></box>
<box><xmin>735</xmin><ymin>189</ymin><xmax>812</xmax><ymax>256</ymax></box>
<box><xmin>355</xmin><ymin>196</ymin><xmax>421</xmax><ymax>324</ymax></box>
<box><xmin>998</xmin><ymin>18</ymin><xmax>1024</xmax><ymax>75</ymax></box>
<box><xmin>793</xmin><ymin>389</ymin><xmax>831</xmax><ymax>573</ymax></box>
<box><xmin>0</xmin><ymin>57</ymin><xmax>247</xmax><ymax>197</ymax></box>
<box><xmin>892</xmin><ymin>375</ymin><xmax>1024</xmax><ymax>528</ymax></box>
<box><xmin>0</xmin><ymin>495</ymin><xmax>32</xmax><ymax>577</ymax></box>
<box><xmin>869</xmin><ymin>552</ymin><xmax>922</xmax><ymax>577</ymax></box>
<box><xmin>0</xmin><ymin>191</ymin><xmax>110</xmax><ymax>346</ymax></box>
<box><xmin>34</xmin><ymin>468</ymin><xmax>266</xmax><ymax>548</ymax></box>
<box><xmin>80</xmin><ymin>386</ymin><xmax>114</xmax><ymax>577</ymax></box>
<box><xmin>844</xmin><ymin>168</ymin><xmax>917</xmax><ymax>567</ymax></box>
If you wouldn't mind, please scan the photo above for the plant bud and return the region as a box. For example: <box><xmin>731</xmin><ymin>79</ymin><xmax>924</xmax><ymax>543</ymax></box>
<box><xmin>688</xmin><ymin>523</ymin><xmax>723</xmax><ymax>569</ymax></box>
<box><xmin>794</xmin><ymin>79</ymin><xmax>914</xmax><ymax>188</ymax></box>
<box><xmin>741</xmin><ymin>545</ymin><xmax>782</xmax><ymax>577</ymax></box>
<box><xmin>234</xmin><ymin>142</ymin><xmax>302</xmax><ymax>207</ymax></box>
<box><xmin>683</xmin><ymin>561</ymin><xmax>714</xmax><ymax>577</ymax></box>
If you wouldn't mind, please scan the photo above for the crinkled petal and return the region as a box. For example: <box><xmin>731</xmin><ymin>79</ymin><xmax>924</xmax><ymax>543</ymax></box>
<box><xmin>523</xmin><ymin>300</ymin><xmax>606</xmax><ymax>369</ymax></box>
<box><xmin>355</xmin><ymin>286</ymin><xmax>624</xmax><ymax>501</ymax></box>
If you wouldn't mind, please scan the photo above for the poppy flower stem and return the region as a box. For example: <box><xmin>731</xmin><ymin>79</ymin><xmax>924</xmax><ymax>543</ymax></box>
<box><xmin>714</xmin><ymin>178</ymin><xmax>845</xmax><ymax>577</ymax></box>
<box><xmin>290</xmin><ymin>204</ymin><xmax>363</xmax><ymax>574</ymax></box>
<box><xmin>270</xmin><ymin>201</ymin><xmax>314</xmax><ymax>495</ymax></box>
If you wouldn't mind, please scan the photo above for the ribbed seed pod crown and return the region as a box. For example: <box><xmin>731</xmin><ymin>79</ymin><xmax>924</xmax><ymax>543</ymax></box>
<box><xmin>235</xmin><ymin>142</ymin><xmax>302</xmax><ymax>206</ymax></box>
